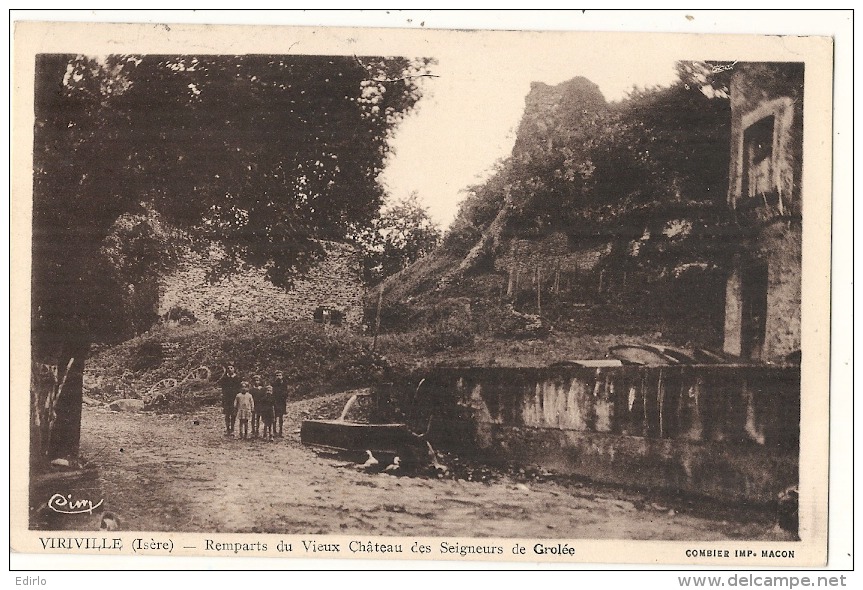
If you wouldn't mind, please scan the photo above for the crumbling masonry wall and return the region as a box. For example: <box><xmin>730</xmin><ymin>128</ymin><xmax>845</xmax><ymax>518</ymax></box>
<box><xmin>759</xmin><ymin>222</ymin><xmax>802</xmax><ymax>361</ymax></box>
<box><xmin>495</xmin><ymin>233</ymin><xmax>610</xmax><ymax>278</ymax></box>
<box><xmin>727</xmin><ymin>63</ymin><xmax>804</xmax><ymax>213</ymax></box>
<box><xmin>723</xmin><ymin>63</ymin><xmax>804</xmax><ymax>362</ymax></box>
<box><xmin>160</xmin><ymin>241</ymin><xmax>364</xmax><ymax>328</ymax></box>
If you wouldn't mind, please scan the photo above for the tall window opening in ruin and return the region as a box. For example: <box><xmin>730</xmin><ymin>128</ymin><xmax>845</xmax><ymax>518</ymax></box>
<box><xmin>740</xmin><ymin>260</ymin><xmax>768</xmax><ymax>361</ymax></box>
<box><xmin>742</xmin><ymin>115</ymin><xmax>776</xmax><ymax>199</ymax></box>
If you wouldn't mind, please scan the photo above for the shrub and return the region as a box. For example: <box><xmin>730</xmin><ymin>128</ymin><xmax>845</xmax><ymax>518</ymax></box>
<box><xmin>164</xmin><ymin>305</ymin><xmax>198</xmax><ymax>325</ymax></box>
<box><xmin>365</xmin><ymin>299</ymin><xmax>420</xmax><ymax>333</ymax></box>
<box><xmin>131</xmin><ymin>340</ymin><xmax>163</xmax><ymax>372</ymax></box>
<box><xmin>440</xmin><ymin>219</ymin><xmax>482</xmax><ymax>257</ymax></box>
<box><xmin>477</xmin><ymin>303</ymin><xmax>548</xmax><ymax>340</ymax></box>
<box><xmin>418</xmin><ymin>314</ymin><xmax>475</xmax><ymax>353</ymax></box>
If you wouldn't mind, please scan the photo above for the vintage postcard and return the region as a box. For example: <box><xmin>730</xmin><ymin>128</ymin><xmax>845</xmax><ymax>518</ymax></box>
<box><xmin>10</xmin><ymin>16</ymin><xmax>838</xmax><ymax>568</ymax></box>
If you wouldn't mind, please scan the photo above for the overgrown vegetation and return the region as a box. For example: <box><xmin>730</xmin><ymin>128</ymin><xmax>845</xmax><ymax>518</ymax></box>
<box><xmin>370</xmin><ymin>63</ymin><xmax>734</xmax><ymax>354</ymax></box>
<box><xmin>354</xmin><ymin>192</ymin><xmax>442</xmax><ymax>285</ymax></box>
<box><xmin>445</xmin><ymin>69</ymin><xmax>732</xmax><ymax>273</ymax></box>
<box><xmin>86</xmin><ymin>320</ymin><xmax>388</xmax><ymax>409</ymax></box>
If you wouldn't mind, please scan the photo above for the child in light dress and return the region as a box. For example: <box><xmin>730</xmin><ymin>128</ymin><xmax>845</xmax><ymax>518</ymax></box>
<box><xmin>234</xmin><ymin>382</ymin><xmax>254</xmax><ymax>440</ymax></box>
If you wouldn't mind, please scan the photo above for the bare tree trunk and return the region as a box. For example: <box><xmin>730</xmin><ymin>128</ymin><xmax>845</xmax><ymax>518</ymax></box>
<box><xmin>48</xmin><ymin>351</ymin><xmax>86</xmax><ymax>460</ymax></box>
<box><xmin>31</xmin><ymin>344</ymin><xmax>88</xmax><ymax>467</ymax></box>
<box><xmin>536</xmin><ymin>264</ymin><xmax>542</xmax><ymax>316</ymax></box>
<box><xmin>657</xmin><ymin>369</ymin><xmax>665</xmax><ymax>439</ymax></box>
<box><xmin>440</xmin><ymin>195</ymin><xmax>514</xmax><ymax>287</ymax></box>
<box><xmin>514</xmin><ymin>268</ymin><xmax>520</xmax><ymax>300</ymax></box>
<box><xmin>371</xmin><ymin>285</ymin><xmax>384</xmax><ymax>353</ymax></box>
<box><xmin>554</xmin><ymin>258</ymin><xmax>561</xmax><ymax>297</ymax></box>
<box><xmin>30</xmin><ymin>362</ymin><xmax>56</xmax><ymax>466</ymax></box>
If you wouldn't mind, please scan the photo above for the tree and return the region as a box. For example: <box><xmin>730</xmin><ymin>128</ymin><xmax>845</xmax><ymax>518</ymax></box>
<box><xmin>675</xmin><ymin>60</ymin><xmax>734</xmax><ymax>99</ymax></box>
<box><xmin>356</xmin><ymin>192</ymin><xmax>441</xmax><ymax>284</ymax></box>
<box><xmin>441</xmin><ymin>159</ymin><xmax>511</xmax><ymax>256</ymax></box>
<box><xmin>31</xmin><ymin>53</ymin><xmax>431</xmax><ymax>464</ymax></box>
<box><xmin>90</xmin><ymin>207</ymin><xmax>186</xmax><ymax>342</ymax></box>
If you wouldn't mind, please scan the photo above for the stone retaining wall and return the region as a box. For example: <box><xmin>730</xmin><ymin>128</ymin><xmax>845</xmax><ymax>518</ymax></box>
<box><xmin>393</xmin><ymin>364</ymin><xmax>800</xmax><ymax>504</ymax></box>
<box><xmin>160</xmin><ymin>241</ymin><xmax>364</xmax><ymax>328</ymax></box>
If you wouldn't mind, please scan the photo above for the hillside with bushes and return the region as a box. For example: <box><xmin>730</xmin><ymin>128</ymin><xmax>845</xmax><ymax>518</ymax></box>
<box><xmin>367</xmin><ymin>65</ymin><xmax>734</xmax><ymax>358</ymax></box>
<box><xmin>85</xmin><ymin>320</ymin><xmax>388</xmax><ymax>412</ymax></box>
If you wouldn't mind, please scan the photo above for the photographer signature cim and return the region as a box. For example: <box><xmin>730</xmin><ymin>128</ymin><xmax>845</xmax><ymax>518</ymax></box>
<box><xmin>47</xmin><ymin>493</ymin><xmax>104</xmax><ymax>514</ymax></box>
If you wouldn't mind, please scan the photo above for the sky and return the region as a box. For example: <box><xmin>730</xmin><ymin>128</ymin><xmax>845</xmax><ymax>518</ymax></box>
<box><xmin>379</xmin><ymin>50</ymin><xmax>680</xmax><ymax>230</ymax></box>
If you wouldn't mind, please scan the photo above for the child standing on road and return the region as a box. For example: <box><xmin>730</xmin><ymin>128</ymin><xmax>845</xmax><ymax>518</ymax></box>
<box><xmin>250</xmin><ymin>375</ymin><xmax>265</xmax><ymax>438</ymax></box>
<box><xmin>234</xmin><ymin>382</ymin><xmax>254</xmax><ymax>440</ymax></box>
<box><xmin>272</xmin><ymin>371</ymin><xmax>288</xmax><ymax>437</ymax></box>
<box><xmin>219</xmin><ymin>365</ymin><xmax>241</xmax><ymax>435</ymax></box>
<box><xmin>260</xmin><ymin>385</ymin><xmax>276</xmax><ymax>441</ymax></box>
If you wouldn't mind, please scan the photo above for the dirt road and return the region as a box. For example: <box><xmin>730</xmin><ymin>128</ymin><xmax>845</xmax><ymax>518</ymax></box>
<box><xmin>43</xmin><ymin>392</ymin><xmax>790</xmax><ymax>540</ymax></box>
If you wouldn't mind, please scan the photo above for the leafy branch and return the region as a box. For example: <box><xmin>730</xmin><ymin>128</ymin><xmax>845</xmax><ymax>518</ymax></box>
<box><xmin>353</xmin><ymin>55</ymin><xmax>439</xmax><ymax>82</ymax></box>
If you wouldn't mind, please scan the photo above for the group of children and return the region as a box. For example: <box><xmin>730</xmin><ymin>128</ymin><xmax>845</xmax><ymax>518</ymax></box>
<box><xmin>219</xmin><ymin>365</ymin><xmax>288</xmax><ymax>441</ymax></box>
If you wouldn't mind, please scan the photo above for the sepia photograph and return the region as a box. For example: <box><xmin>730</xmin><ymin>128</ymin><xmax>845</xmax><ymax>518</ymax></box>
<box><xmin>10</xmin><ymin>15</ymin><xmax>839</xmax><ymax>568</ymax></box>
